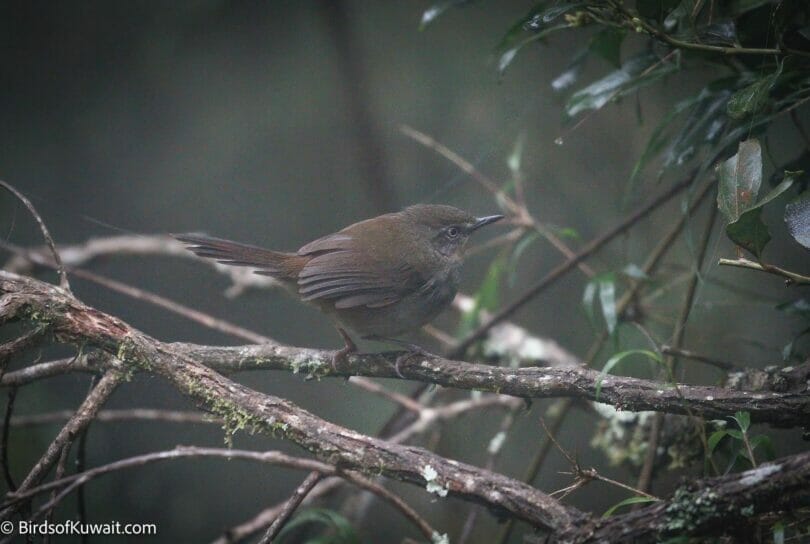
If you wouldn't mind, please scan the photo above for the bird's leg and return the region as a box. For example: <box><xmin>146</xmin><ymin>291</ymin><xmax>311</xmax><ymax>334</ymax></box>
<box><xmin>362</xmin><ymin>335</ymin><xmax>434</xmax><ymax>378</ymax></box>
<box><xmin>332</xmin><ymin>327</ymin><xmax>358</xmax><ymax>372</ymax></box>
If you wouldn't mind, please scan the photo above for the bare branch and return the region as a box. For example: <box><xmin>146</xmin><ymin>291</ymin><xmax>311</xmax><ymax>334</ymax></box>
<box><xmin>0</xmin><ymin>270</ymin><xmax>584</xmax><ymax>532</ymax></box>
<box><xmin>259</xmin><ymin>472</ymin><xmax>324</xmax><ymax>543</ymax></box>
<box><xmin>718</xmin><ymin>258</ymin><xmax>810</xmax><ymax>286</ymax></box>
<box><xmin>452</xmin><ymin>174</ymin><xmax>695</xmax><ymax>356</ymax></box>
<box><xmin>0</xmin><ymin>180</ymin><xmax>69</xmax><ymax>291</ymax></box>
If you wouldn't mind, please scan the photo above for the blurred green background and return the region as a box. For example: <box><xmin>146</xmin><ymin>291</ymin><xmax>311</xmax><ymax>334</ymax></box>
<box><xmin>1</xmin><ymin>1</ymin><xmax>808</xmax><ymax>542</ymax></box>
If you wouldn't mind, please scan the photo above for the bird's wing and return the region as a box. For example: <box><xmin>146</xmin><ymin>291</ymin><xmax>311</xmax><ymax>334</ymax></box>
<box><xmin>297</xmin><ymin>231</ymin><xmax>426</xmax><ymax>309</ymax></box>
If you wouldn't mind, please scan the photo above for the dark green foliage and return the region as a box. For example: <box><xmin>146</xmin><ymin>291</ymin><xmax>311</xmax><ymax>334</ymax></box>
<box><xmin>277</xmin><ymin>509</ymin><xmax>360</xmax><ymax>544</ymax></box>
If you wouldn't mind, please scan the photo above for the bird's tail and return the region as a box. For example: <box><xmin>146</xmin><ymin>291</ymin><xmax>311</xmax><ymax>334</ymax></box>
<box><xmin>172</xmin><ymin>234</ymin><xmax>304</xmax><ymax>279</ymax></box>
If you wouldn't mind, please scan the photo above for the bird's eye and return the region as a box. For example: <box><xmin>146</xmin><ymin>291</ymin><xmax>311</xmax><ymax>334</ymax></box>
<box><xmin>446</xmin><ymin>226</ymin><xmax>460</xmax><ymax>239</ymax></box>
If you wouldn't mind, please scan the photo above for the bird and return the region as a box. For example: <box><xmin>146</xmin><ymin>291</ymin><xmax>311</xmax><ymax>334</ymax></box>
<box><xmin>174</xmin><ymin>204</ymin><xmax>503</xmax><ymax>365</ymax></box>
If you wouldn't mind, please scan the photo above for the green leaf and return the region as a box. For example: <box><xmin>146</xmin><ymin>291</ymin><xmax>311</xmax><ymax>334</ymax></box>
<box><xmin>776</xmin><ymin>298</ymin><xmax>810</xmax><ymax>321</ymax></box>
<box><xmin>626</xmin><ymin>90</ymin><xmax>706</xmax><ymax>198</ymax></box>
<box><xmin>726</xmin><ymin>64</ymin><xmax>783</xmax><ymax>120</ymax></box>
<box><xmin>458</xmin><ymin>257</ymin><xmax>505</xmax><ymax>337</ymax></box>
<box><xmin>717</xmin><ymin>139</ymin><xmax>763</xmax><ymax>223</ymax></box>
<box><xmin>528</xmin><ymin>1</ymin><xmax>587</xmax><ymax>26</ymax></box>
<box><xmin>419</xmin><ymin>0</ymin><xmax>468</xmax><ymax>30</ymax></box>
<box><xmin>582</xmin><ymin>273</ymin><xmax>618</xmax><ymax>333</ymax></box>
<box><xmin>729</xmin><ymin>0</ymin><xmax>774</xmax><ymax>15</ymax></box>
<box><xmin>708</xmin><ymin>430</ymin><xmax>729</xmax><ymax>454</ymax></box>
<box><xmin>773</xmin><ymin>521</ymin><xmax>785</xmax><ymax>544</ymax></box>
<box><xmin>660</xmin><ymin>81</ymin><xmax>733</xmax><ymax>174</ymax></box>
<box><xmin>508</xmin><ymin>232</ymin><xmax>539</xmax><ymax>285</ymax></box>
<box><xmin>596</xmin><ymin>349</ymin><xmax>662</xmax><ymax>400</ymax></box>
<box><xmin>598</xmin><ymin>274</ymin><xmax>617</xmax><ymax>334</ymax></box>
<box><xmin>622</xmin><ymin>263</ymin><xmax>649</xmax><ymax>280</ymax></box>
<box><xmin>602</xmin><ymin>495</ymin><xmax>658</xmax><ymax>517</ymax></box>
<box><xmin>750</xmin><ymin>434</ymin><xmax>775</xmax><ymax>460</ymax></box>
<box><xmin>785</xmin><ymin>192</ymin><xmax>810</xmax><ymax>249</ymax></box>
<box><xmin>495</xmin><ymin>2</ymin><xmax>550</xmax><ymax>52</ymax></box>
<box><xmin>277</xmin><ymin>509</ymin><xmax>360</xmax><ymax>544</ymax></box>
<box><xmin>636</xmin><ymin>0</ymin><xmax>681</xmax><ymax>20</ymax></box>
<box><xmin>732</xmin><ymin>411</ymin><xmax>751</xmax><ymax>432</ymax></box>
<box><xmin>725</xmin><ymin>175</ymin><xmax>795</xmax><ymax>258</ymax></box>
<box><xmin>726</xmin><ymin>207</ymin><xmax>771</xmax><ymax>258</ymax></box>
<box><xmin>565</xmin><ymin>53</ymin><xmax>678</xmax><ymax>117</ymax></box>
<box><xmin>498</xmin><ymin>24</ymin><xmax>568</xmax><ymax>74</ymax></box>
<box><xmin>590</xmin><ymin>28</ymin><xmax>626</xmax><ymax>68</ymax></box>
<box><xmin>552</xmin><ymin>48</ymin><xmax>588</xmax><ymax>92</ymax></box>
<box><xmin>582</xmin><ymin>280</ymin><xmax>599</xmax><ymax>328</ymax></box>
<box><xmin>507</xmin><ymin>132</ymin><xmax>526</xmax><ymax>176</ymax></box>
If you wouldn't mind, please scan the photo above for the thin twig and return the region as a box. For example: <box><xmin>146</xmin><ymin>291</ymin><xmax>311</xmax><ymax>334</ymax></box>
<box><xmin>2</xmin><ymin>370</ymin><xmax>123</xmax><ymax>520</ymax></box>
<box><xmin>259</xmin><ymin>471</ymin><xmax>323</xmax><ymax>544</ymax></box>
<box><xmin>0</xmin><ymin>239</ymin><xmax>274</xmax><ymax>345</ymax></box>
<box><xmin>637</xmin><ymin>204</ymin><xmax>719</xmax><ymax>494</ymax></box>
<box><xmin>0</xmin><ymin>181</ymin><xmax>70</xmax><ymax>291</ymax></box>
<box><xmin>1</xmin><ymin>388</ymin><xmax>17</xmax><ymax>492</ymax></box>
<box><xmin>718</xmin><ymin>258</ymin><xmax>810</xmax><ymax>286</ymax></box>
<box><xmin>400</xmin><ymin>124</ymin><xmax>596</xmax><ymax>278</ymax></box>
<box><xmin>5</xmin><ymin>408</ymin><xmax>216</xmax><ymax>428</ymax></box>
<box><xmin>453</xmin><ymin>175</ymin><xmax>694</xmax><ymax>356</ymax></box>
<box><xmin>496</xmin><ymin>399</ymin><xmax>574</xmax><ymax>544</ymax></box>
<box><xmin>7</xmin><ymin>446</ymin><xmax>439</xmax><ymax>542</ymax></box>
<box><xmin>660</xmin><ymin>345</ymin><xmax>737</xmax><ymax>372</ymax></box>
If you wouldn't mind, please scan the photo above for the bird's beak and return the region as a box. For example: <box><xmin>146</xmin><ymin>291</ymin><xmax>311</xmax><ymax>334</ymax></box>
<box><xmin>470</xmin><ymin>214</ymin><xmax>504</xmax><ymax>232</ymax></box>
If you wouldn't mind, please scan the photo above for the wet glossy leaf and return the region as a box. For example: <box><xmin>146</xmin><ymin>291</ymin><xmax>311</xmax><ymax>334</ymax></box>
<box><xmin>527</xmin><ymin>0</ymin><xmax>587</xmax><ymax>27</ymax></box>
<box><xmin>717</xmin><ymin>139</ymin><xmax>763</xmax><ymax>223</ymax></box>
<box><xmin>785</xmin><ymin>192</ymin><xmax>810</xmax><ymax>249</ymax></box>
<box><xmin>602</xmin><ymin>496</ymin><xmax>658</xmax><ymax>517</ymax></box>
<box><xmin>725</xmin><ymin>176</ymin><xmax>794</xmax><ymax>258</ymax></box>
<box><xmin>770</xmin><ymin>151</ymin><xmax>809</xmax><ymax>191</ymax></box>
<box><xmin>729</xmin><ymin>0</ymin><xmax>774</xmax><ymax>15</ymax></box>
<box><xmin>776</xmin><ymin>298</ymin><xmax>810</xmax><ymax>321</ymax></box>
<box><xmin>277</xmin><ymin>509</ymin><xmax>360</xmax><ymax>544</ymax></box>
<box><xmin>708</xmin><ymin>430</ymin><xmax>729</xmax><ymax>453</ymax></box>
<box><xmin>637</xmin><ymin>0</ymin><xmax>681</xmax><ymax>21</ymax></box>
<box><xmin>508</xmin><ymin>231</ymin><xmax>538</xmax><ymax>285</ymax></box>
<box><xmin>732</xmin><ymin>411</ymin><xmax>750</xmax><ymax>432</ymax></box>
<box><xmin>458</xmin><ymin>257</ymin><xmax>505</xmax><ymax>337</ymax></box>
<box><xmin>552</xmin><ymin>48</ymin><xmax>587</xmax><ymax>92</ymax></box>
<box><xmin>626</xmin><ymin>90</ymin><xmax>706</xmax><ymax>198</ymax></box>
<box><xmin>566</xmin><ymin>53</ymin><xmax>677</xmax><ymax>117</ymax></box>
<box><xmin>419</xmin><ymin>0</ymin><xmax>469</xmax><ymax>30</ymax></box>
<box><xmin>498</xmin><ymin>24</ymin><xmax>568</xmax><ymax>74</ymax></box>
<box><xmin>698</xmin><ymin>20</ymin><xmax>738</xmax><ymax>46</ymax></box>
<box><xmin>496</xmin><ymin>2</ymin><xmax>549</xmax><ymax>51</ymax></box>
<box><xmin>590</xmin><ymin>28</ymin><xmax>626</xmax><ymax>68</ymax></box>
<box><xmin>726</xmin><ymin>207</ymin><xmax>771</xmax><ymax>258</ymax></box>
<box><xmin>599</xmin><ymin>274</ymin><xmax>617</xmax><ymax>334</ymax></box>
<box><xmin>582</xmin><ymin>273</ymin><xmax>617</xmax><ymax>333</ymax></box>
<box><xmin>622</xmin><ymin>263</ymin><xmax>649</xmax><ymax>280</ymax></box>
<box><xmin>750</xmin><ymin>434</ymin><xmax>775</xmax><ymax>460</ymax></box>
<box><xmin>726</xmin><ymin>64</ymin><xmax>782</xmax><ymax>120</ymax></box>
<box><xmin>596</xmin><ymin>349</ymin><xmax>662</xmax><ymax>400</ymax></box>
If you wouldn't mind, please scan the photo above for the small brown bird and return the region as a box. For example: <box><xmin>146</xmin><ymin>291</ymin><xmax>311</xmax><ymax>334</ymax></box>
<box><xmin>174</xmin><ymin>204</ymin><xmax>503</xmax><ymax>362</ymax></box>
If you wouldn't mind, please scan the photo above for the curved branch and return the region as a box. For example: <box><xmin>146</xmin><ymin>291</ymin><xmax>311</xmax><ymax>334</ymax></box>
<box><xmin>0</xmin><ymin>270</ymin><xmax>585</xmax><ymax>533</ymax></box>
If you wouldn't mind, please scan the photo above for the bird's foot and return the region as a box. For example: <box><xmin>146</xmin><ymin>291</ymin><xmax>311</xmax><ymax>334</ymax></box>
<box><xmin>332</xmin><ymin>328</ymin><xmax>358</xmax><ymax>373</ymax></box>
<box><xmin>363</xmin><ymin>335</ymin><xmax>434</xmax><ymax>379</ymax></box>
